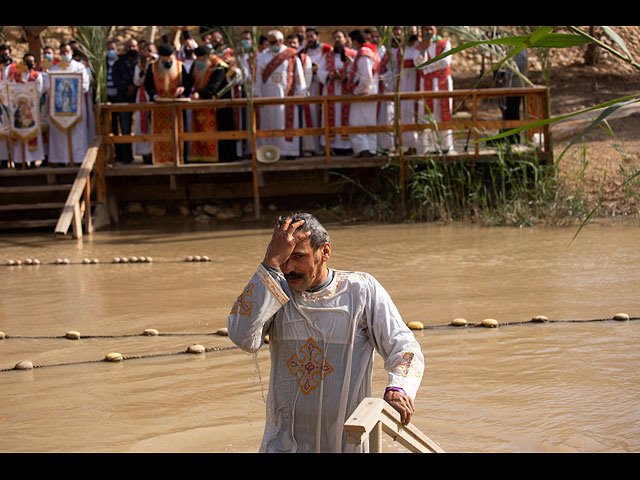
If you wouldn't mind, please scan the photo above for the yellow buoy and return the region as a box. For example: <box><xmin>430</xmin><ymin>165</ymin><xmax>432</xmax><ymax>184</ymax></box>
<box><xmin>187</xmin><ymin>344</ymin><xmax>205</xmax><ymax>354</ymax></box>
<box><xmin>143</xmin><ymin>328</ymin><xmax>159</xmax><ymax>336</ymax></box>
<box><xmin>65</xmin><ymin>330</ymin><xmax>81</xmax><ymax>340</ymax></box>
<box><xmin>14</xmin><ymin>360</ymin><xmax>33</xmax><ymax>370</ymax></box>
<box><xmin>481</xmin><ymin>318</ymin><xmax>499</xmax><ymax>328</ymax></box>
<box><xmin>613</xmin><ymin>313</ymin><xmax>630</xmax><ymax>321</ymax></box>
<box><xmin>531</xmin><ymin>315</ymin><xmax>549</xmax><ymax>323</ymax></box>
<box><xmin>264</xmin><ymin>335</ymin><xmax>270</xmax><ymax>344</ymax></box>
<box><xmin>0</xmin><ymin>331</ymin><xmax>5</xmax><ymax>339</ymax></box>
<box><xmin>105</xmin><ymin>352</ymin><xmax>123</xmax><ymax>362</ymax></box>
<box><xmin>407</xmin><ymin>321</ymin><xmax>424</xmax><ymax>330</ymax></box>
<box><xmin>216</xmin><ymin>328</ymin><xmax>229</xmax><ymax>336</ymax></box>
<box><xmin>451</xmin><ymin>318</ymin><xmax>467</xmax><ymax>327</ymax></box>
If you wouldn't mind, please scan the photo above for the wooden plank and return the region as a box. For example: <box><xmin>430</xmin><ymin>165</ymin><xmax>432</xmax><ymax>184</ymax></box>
<box><xmin>0</xmin><ymin>185</ymin><xmax>71</xmax><ymax>194</ymax></box>
<box><xmin>0</xmin><ymin>202</ymin><xmax>65</xmax><ymax>211</ymax></box>
<box><xmin>0</xmin><ymin>218</ymin><xmax>58</xmax><ymax>229</ymax></box>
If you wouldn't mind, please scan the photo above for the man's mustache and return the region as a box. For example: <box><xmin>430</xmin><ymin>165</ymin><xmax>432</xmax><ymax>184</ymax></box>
<box><xmin>285</xmin><ymin>272</ymin><xmax>304</xmax><ymax>280</ymax></box>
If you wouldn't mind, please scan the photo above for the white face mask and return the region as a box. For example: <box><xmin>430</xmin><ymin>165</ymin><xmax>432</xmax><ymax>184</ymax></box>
<box><xmin>62</xmin><ymin>53</ymin><xmax>73</xmax><ymax>62</ymax></box>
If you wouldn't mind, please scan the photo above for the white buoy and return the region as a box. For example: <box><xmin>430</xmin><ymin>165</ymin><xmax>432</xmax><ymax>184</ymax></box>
<box><xmin>0</xmin><ymin>331</ymin><xmax>5</xmax><ymax>339</ymax></box>
<box><xmin>14</xmin><ymin>360</ymin><xmax>33</xmax><ymax>370</ymax></box>
<box><xmin>104</xmin><ymin>352</ymin><xmax>123</xmax><ymax>362</ymax></box>
<box><xmin>65</xmin><ymin>330</ymin><xmax>81</xmax><ymax>340</ymax></box>
<box><xmin>187</xmin><ymin>344</ymin><xmax>205</xmax><ymax>354</ymax></box>
<box><xmin>143</xmin><ymin>328</ymin><xmax>159</xmax><ymax>336</ymax></box>
<box><xmin>531</xmin><ymin>315</ymin><xmax>549</xmax><ymax>323</ymax></box>
<box><xmin>185</xmin><ymin>256</ymin><xmax>194</xmax><ymax>262</ymax></box>
<box><xmin>481</xmin><ymin>318</ymin><xmax>499</xmax><ymax>328</ymax></box>
<box><xmin>614</xmin><ymin>313</ymin><xmax>630</xmax><ymax>321</ymax></box>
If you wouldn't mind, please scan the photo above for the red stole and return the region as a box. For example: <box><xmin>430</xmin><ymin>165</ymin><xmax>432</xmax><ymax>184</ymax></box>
<box><xmin>324</xmin><ymin>48</ymin><xmax>356</xmax><ymax>138</ymax></box>
<box><xmin>422</xmin><ymin>39</ymin><xmax>451</xmax><ymax>122</ymax></box>
<box><xmin>262</xmin><ymin>47</ymin><xmax>299</xmax><ymax>141</ymax></box>
<box><xmin>151</xmin><ymin>60</ymin><xmax>184</xmax><ymax>164</ymax></box>
<box><xmin>347</xmin><ymin>44</ymin><xmax>379</xmax><ymax>94</ymax></box>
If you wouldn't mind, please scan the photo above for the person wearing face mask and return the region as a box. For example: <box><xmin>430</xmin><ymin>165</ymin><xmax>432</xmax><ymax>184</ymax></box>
<box><xmin>132</xmin><ymin>42</ymin><xmax>156</xmax><ymax>164</ymax></box>
<box><xmin>48</xmin><ymin>42</ymin><xmax>91</xmax><ymax>166</ymax></box>
<box><xmin>317</xmin><ymin>29</ymin><xmax>356</xmax><ymax>155</ymax></box>
<box><xmin>144</xmin><ymin>43</ymin><xmax>192</xmax><ymax>164</ymax></box>
<box><xmin>7</xmin><ymin>53</ymin><xmax>45</xmax><ymax>168</ymax></box>
<box><xmin>300</xmin><ymin>27</ymin><xmax>331</xmax><ymax>155</ymax></box>
<box><xmin>229</xmin><ymin>30</ymin><xmax>256</xmax><ymax>160</ymax></box>
<box><xmin>187</xmin><ymin>45</ymin><xmax>235</xmax><ymax>163</ymax></box>
<box><xmin>111</xmin><ymin>38</ymin><xmax>141</xmax><ymax>164</ymax></box>
<box><xmin>253</xmin><ymin>29</ymin><xmax>307</xmax><ymax>160</ymax></box>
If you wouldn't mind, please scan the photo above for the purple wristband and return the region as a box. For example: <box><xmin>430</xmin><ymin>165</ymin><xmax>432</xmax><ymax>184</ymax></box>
<box><xmin>385</xmin><ymin>386</ymin><xmax>406</xmax><ymax>395</ymax></box>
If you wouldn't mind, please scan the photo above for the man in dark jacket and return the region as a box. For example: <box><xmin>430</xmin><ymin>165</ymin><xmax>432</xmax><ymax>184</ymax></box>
<box><xmin>112</xmin><ymin>38</ymin><xmax>140</xmax><ymax>163</ymax></box>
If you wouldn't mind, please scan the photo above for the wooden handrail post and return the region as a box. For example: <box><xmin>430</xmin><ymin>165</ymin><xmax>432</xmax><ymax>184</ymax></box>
<box><xmin>344</xmin><ymin>397</ymin><xmax>445</xmax><ymax>453</ymax></box>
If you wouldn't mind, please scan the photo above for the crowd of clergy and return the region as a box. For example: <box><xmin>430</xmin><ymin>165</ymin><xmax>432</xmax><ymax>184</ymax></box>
<box><xmin>0</xmin><ymin>26</ymin><xmax>454</xmax><ymax>169</ymax></box>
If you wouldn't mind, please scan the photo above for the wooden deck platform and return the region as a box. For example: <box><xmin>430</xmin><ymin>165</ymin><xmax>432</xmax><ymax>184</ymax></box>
<box><xmin>0</xmin><ymin>86</ymin><xmax>553</xmax><ymax>237</ymax></box>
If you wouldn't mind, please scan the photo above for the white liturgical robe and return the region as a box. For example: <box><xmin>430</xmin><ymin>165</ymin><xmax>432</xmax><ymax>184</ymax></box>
<box><xmin>253</xmin><ymin>46</ymin><xmax>306</xmax><ymax>157</ymax></box>
<box><xmin>227</xmin><ymin>264</ymin><xmax>424</xmax><ymax>453</ymax></box>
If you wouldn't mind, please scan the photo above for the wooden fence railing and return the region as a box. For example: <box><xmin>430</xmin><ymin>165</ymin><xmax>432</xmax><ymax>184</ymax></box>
<box><xmin>344</xmin><ymin>397</ymin><xmax>445</xmax><ymax>453</ymax></box>
<box><xmin>97</xmin><ymin>86</ymin><xmax>550</xmax><ymax>220</ymax></box>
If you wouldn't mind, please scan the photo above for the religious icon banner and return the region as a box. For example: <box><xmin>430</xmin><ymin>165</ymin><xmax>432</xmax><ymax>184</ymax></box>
<box><xmin>7</xmin><ymin>81</ymin><xmax>39</xmax><ymax>142</ymax></box>
<box><xmin>48</xmin><ymin>72</ymin><xmax>82</xmax><ymax>132</ymax></box>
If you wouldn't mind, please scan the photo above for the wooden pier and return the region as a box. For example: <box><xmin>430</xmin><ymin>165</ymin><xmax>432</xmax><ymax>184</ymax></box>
<box><xmin>0</xmin><ymin>86</ymin><xmax>552</xmax><ymax>238</ymax></box>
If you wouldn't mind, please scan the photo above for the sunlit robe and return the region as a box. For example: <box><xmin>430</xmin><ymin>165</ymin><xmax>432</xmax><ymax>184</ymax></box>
<box><xmin>227</xmin><ymin>264</ymin><xmax>424</xmax><ymax>453</ymax></box>
<box><xmin>347</xmin><ymin>45</ymin><xmax>379</xmax><ymax>155</ymax></box>
<box><xmin>253</xmin><ymin>46</ymin><xmax>307</xmax><ymax>157</ymax></box>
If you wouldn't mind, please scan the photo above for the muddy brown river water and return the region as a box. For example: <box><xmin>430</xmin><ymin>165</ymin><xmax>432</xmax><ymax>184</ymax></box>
<box><xmin>1</xmin><ymin>220</ymin><xmax>638</xmax><ymax>452</ymax></box>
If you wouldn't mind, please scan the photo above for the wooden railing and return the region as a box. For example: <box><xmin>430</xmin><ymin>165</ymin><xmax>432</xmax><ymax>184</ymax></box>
<box><xmin>344</xmin><ymin>397</ymin><xmax>445</xmax><ymax>453</ymax></box>
<box><xmin>101</xmin><ymin>86</ymin><xmax>551</xmax><ymax>165</ymax></box>
<box><xmin>54</xmin><ymin>135</ymin><xmax>104</xmax><ymax>239</ymax></box>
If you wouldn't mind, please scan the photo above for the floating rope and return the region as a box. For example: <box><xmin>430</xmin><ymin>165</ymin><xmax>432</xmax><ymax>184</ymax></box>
<box><xmin>3</xmin><ymin>256</ymin><xmax>213</xmax><ymax>266</ymax></box>
<box><xmin>1</xmin><ymin>314</ymin><xmax>637</xmax><ymax>373</ymax></box>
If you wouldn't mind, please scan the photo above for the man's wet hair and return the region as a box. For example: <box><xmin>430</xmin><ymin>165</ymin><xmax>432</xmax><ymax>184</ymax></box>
<box><xmin>278</xmin><ymin>213</ymin><xmax>330</xmax><ymax>251</ymax></box>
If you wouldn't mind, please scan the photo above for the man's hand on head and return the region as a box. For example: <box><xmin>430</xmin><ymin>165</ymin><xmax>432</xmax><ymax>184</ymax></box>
<box><xmin>262</xmin><ymin>217</ymin><xmax>311</xmax><ymax>268</ymax></box>
<box><xmin>384</xmin><ymin>388</ymin><xmax>415</xmax><ymax>426</ymax></box>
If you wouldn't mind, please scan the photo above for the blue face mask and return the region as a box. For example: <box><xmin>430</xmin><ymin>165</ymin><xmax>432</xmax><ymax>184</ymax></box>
<box><xmin>106</xmin><ymin>49</ymin><xmax>116</xmax><ymax>60</ymax></box>
<box><xmin>196</xmin><ymin>60</ymin><xmax>206</xmax><ymax>69</ymax></box>
<box><xmin>241</xmin><ymin>39</ymin><xmax>252</xmax><ymax>50</ymax></box>
<box><xmin>271</xmin><ymin>45</ymin><xmax>280</xmax><ymax>53</ymax></box>
<box><xmin>43</xmin><ymin>54</ymin><xmax>53</xmax><ymax>62</ymax></box>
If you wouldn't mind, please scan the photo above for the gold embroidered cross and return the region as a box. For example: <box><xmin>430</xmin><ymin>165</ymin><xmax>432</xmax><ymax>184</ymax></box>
<box><xmin>287</xmin><ymin>337</ymin><xmax>333</xmax><ymax>395</ymax></box>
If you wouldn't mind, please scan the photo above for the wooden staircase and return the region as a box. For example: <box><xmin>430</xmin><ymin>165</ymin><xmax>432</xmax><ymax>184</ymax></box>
<box><xmin>0</xmin><ymin>165</ymin><xmax>79</xmax><ymax>232</ymax></box>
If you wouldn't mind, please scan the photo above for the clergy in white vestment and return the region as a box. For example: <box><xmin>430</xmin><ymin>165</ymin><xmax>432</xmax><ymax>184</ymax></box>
<box><xmin>418</xmin><ymin>26</ymin><xmax>454</xmax><ymax>154</ymax></box>
<box><xmin>253</xmin><ymin>30</ymin><xmax>307</xmax><ymax>158</ymax></box>
<box><xmin>346</xmin><ymin>29</ymin><xmax>380</xmax><ymax>157</ymax></box>
<box><xmin>132</xmin><ymin>43</ymin><xmax>155</xmax><ymax>162</ymax></box>
<box><xmin>286</xmin><ymin>34</ymin><xmax>315</xmax><ymax>156</ymax></box>
<box><xmin>48</xmin><ymin>43</ymin><xmax>91</xmax><ymax>165</ymax></box>
<box><xmin>227</xmin><ymin>213</ymin><xmax>424</xmax><ymax>453</ymax></box>
<box><xmin>299</xmin><ymin>28</ymin><xmax>332</xmax><ymax>155</ymax></box>
<box><xmin>396</xmin><ymin>36</ymin><xmax>426</xmax><ymax>153</ymax></box>
<box><xmin>317</xmin><ymin>29</ymin><xmax>356</xmax><ymax>153</ymax></box>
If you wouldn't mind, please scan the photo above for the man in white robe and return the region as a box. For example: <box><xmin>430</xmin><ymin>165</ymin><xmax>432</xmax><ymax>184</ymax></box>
<box><xmin>227</xmin><ymin>213</ymin><xmax>424</xmax><ymax>453</ymax></box>
<box><xmin>418</xmin><ymin>26</ymin><xmax>454</xmax><ymax>154</ymax></box>
<box><xmin>48</xmin><ymin>42</ymin><xmax>90</xmax><ymax>165</ymax></box>
<box><xmin>253</xmin><ymin>30</ymin><xmax>306</xmax><ymax>159</ymax></box>
<box><xmin>299</xmin><ymin>28</ymin><xmax>331</xmax><ymax>155</ymax></box>
<box><xmin>397</xmin><ymin>35</ymin><xmax>426</xmax><ymax>153</ymax></box>
<box><xmin>346</xmin><ymin>29</ymin><xmax>380</xmax><ymax>158</ymax></box>
<box><xmin>317</xmin><ymin>29</ymin><xmax>356</xmax><ymax>153</ymax></box>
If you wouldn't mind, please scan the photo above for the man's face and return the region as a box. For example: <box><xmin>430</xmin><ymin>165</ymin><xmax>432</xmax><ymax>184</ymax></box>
<box><xmin>422</xmin><ymin>26</ymin><xmax>436</xmax><ymax>40</ymax></box>
<box><xmin>212</xmin><ymin>32</ymin><xmax>223</xmax><ymax>46</ymax></box>
<box><xmin>280</xmin><ymin>238</ymin><xmax>329</xmax><ymax>292</ymax></box>
<box><xmin>305</xmin><ymin>31</ymin><xmax>318</xmax><ymax>46</ymax></box>
<box><xmin>127</xmin><ymin>39</ymin><xmax>138</xmax><ymax>52</ymax></box>
<box><xmin>333</xmin><ymin>31</ymin><xmax>346</xmax><ymax>48</ymax></box>
<box><xmin>268</xmin><ymin>35</ymin><xmax>282</xmax><ymax>49</ymax></box>
<box><xmin>370</xmin><ymin>30</ymin><xmax>381</xmax><ymax>45</ymax></box>
<box><xmin>286</xmin><ymin>37</ymin><xmax>299</xmax><ymax>49</ymax></box>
